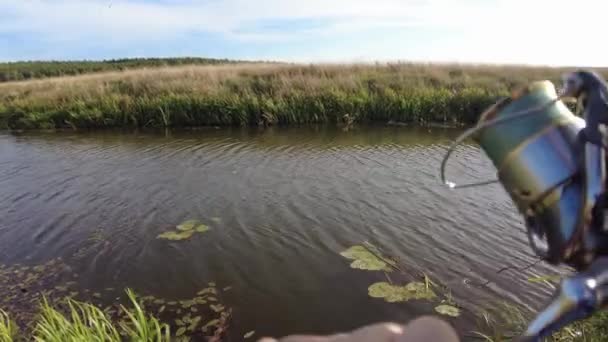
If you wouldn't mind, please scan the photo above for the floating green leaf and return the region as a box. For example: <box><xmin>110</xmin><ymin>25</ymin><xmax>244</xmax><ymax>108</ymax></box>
<box><xmin>188</xmin><ymin>316</ymin><xmax>202</xmax><ymax>331</ymax></box>
<box><xmin>158</xmin><ymin>220</ymin><xmax>210</xmax><ymax>241</ymax></box>
<box><xmin>197</xmin><ymin>288</ymin><xmax>216</xmax><ymax>296</ymax></box>
<box><xmin>435</xmin><ymin>304</ymin><xmax>461</xmax><ymax>317</ymax></box>
<box><xmin>368</xmin><ymin>282</ymin><xmax>436</xmax><ymax>303</ymax></box>
<box><xmin>340</xmin><ymin>246</ymin><xmax>393</xmax><ymax>271</ymax></box>
<box><xmin>180</xmin><ymin>299</ymin><xmax>196</xmax><ymax>308</ymax></box>
<box><xmin>194</xmin><ymin>225</ymin><xmax>210</xmax><ymax>233</ymax></box>
<box><xmin>244</xmin><ymin>330</ymin><xmax>255</xmax><ymax>339</ymax></box>
<box><xmin>202</xmin><ymin>319</ymin><xmax>220</xmax><ymax>332</ymax></box>
<box><xmin>177</xmin><ymin>220</ymin><xmax>198</xmax><ymax>231</ymax></box>
<box><xmin>210</xmin><ymin>304</ymin><xmax>224</xmax><ymax>313</ymax></box>
<box><xmin>157</xmin><ymin>230</ymin><xmax>196</xmax><ymax>241</ymax></box>
<box><xmin>176</xmin><ymin>327</ymin><xmax>187</xmax><ymax>337</ymax></box>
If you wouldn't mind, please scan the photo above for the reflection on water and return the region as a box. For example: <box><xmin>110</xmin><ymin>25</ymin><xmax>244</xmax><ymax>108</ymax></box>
<box><xmin>0</xmin><ymin>126</ymin><xmax>556</xmax><ymax>338</ymax></box>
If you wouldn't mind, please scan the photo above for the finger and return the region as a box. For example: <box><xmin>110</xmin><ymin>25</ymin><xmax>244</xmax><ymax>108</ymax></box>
<box><xmin>398</xmin><ymin>316</ymin><xmax>459</xmax><ymax>342</ymax></box>
<box><xmin>258</xmin><ymin>333</ymin><xmax>347</xmax><ymax>342</ymax></box>
<box><xmin>345</xmin><ymin>322</ymin><xmax>404</xmax><ymax>341</ymax></box>
<box><xmin>259</xmin><ymin>323</ymin><xmax>402</xmax><ymax>342</ymax></box>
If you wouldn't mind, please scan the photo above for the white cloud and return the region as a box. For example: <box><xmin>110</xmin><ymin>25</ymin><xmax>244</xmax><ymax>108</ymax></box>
<box><xmin>1</xmin><ymin>0</ymin><xmax>608</xmax><ymax>65</ymax></box>
<box><xmin>0</xmin><ymin>0</ymin><xmax>495</xmax><ymax>41</ymax></box>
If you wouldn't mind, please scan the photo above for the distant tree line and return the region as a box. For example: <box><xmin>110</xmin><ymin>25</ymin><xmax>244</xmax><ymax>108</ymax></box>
<box><xmin>0</xmin><ymin>58</ymin><xmax>249</xmax><ymax>82</ymax></box>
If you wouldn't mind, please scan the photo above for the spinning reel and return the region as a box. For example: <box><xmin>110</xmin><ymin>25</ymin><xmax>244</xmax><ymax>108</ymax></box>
<box><xmin>442</xmin><ymin>71</ymin><xmax>608</xmax><ymax>341</ymax></box>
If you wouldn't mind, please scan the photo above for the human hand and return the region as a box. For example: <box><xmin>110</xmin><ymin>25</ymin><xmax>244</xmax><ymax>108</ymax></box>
<box><xmin>258</xmin><ymin>316</ymin><xmax>460</xmax><ymax>342</ymax></box>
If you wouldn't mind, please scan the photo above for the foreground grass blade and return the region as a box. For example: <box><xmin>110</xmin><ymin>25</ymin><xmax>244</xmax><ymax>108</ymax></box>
<box><xmin>119</xmin><ymin>289</ymin><xmax>170</xmax><ymax>342</ymax></box>
<box><xmin>34</xmin><ymin>297</ymin><xmax>121</xmax><ymax>342</ymax></box>
<box><xmin>0</xmin><ymin>309</ymin><xmax>16</xmax><ymax>342</ymax></box>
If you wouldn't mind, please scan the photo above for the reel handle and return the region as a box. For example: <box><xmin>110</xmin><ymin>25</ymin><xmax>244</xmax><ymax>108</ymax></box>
<box><xmin>521</xmin><ymin>257</ymin><xmax>608</xmax><ymax>341</ymax></box>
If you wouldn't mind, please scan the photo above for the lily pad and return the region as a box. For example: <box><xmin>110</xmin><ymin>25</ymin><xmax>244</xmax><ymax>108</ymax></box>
<box><xmin>368</xmin><ymin>282</ymin><xmax>437</xmax><ymax>303</ymax></box>
<box><xmin>195</xmin><ymin>224</ymin><xmax>210</xmax><ymax>233</ymax></box>
<box><xmin>435</xmin><ymin>304</ymin><xmax>461</xmax><ymax>317</ymax></box>
<box><xmin>157</xmin><ymin>230</ymin><xmax>196</xmax><ymax>241</ymax></box>
<box><xmin>340</xmin><ymin>246</ymin><xmax>393</xmax><ymax>271</ymax></box>
<box><xmin>158</xmin><ymin>220</ymin><xmax>210</xmax><ymax>241</ymax></box>
<box><xmin>177</xmin><ymin>220</ymin><xmax>199</xmax><ymax>231</ymax></box>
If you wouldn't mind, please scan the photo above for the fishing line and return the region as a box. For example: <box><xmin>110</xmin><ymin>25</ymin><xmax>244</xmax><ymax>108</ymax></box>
<box><xmin>440</xmin><ymin>97</ymin><xmax>562</xmax><ymax>189</ymax></box>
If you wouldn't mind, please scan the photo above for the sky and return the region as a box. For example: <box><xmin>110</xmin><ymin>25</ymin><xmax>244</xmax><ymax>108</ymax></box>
<box><xmin>1</xmin><ymin>0</ymin><xmax>607</xmax><ymax>66</ymax></box>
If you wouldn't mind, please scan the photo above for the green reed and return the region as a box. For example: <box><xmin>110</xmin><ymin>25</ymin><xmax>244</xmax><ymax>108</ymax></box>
<box><xmin>0</xmin><ymin>310</ymin><xmax>17</xmax><ymax>342</ymax></box>
<box><xmin>1</xmin><ymin>63</ymin><xmax>605</xmax><ymax>129</ymax></box>
<box><xmin>0</xmin><ymin>290</ymin><xmax>170</xmax><ymax>342</ymax></box>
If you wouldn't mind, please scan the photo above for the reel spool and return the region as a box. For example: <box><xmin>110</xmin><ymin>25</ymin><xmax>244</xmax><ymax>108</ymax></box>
<box><xmin>441</xmin><ymin>81</ymin><xmax>588</xmax><ymax>264</ymax></box>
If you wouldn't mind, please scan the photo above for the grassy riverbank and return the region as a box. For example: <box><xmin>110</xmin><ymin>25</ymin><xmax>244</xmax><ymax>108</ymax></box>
<box><xmin>2</xmin><ymin>62</ymin><xmax>603</xmax><ymax>130</ymax></box>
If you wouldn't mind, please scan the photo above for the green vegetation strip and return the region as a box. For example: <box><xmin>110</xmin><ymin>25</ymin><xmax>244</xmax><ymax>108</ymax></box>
<box><xmin>1</xmin><ymin>62</ymin><xmax>595</xmax><ymax>129</ymax></box>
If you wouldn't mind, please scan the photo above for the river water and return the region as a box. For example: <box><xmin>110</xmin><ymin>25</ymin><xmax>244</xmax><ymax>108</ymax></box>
<box><xmin>0</xmin><ymin>126</ymin><xmax>557</xmax><ymax>340</ymax></box>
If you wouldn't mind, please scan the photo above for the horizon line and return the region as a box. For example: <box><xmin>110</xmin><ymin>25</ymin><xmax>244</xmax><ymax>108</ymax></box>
<box><xmin>0</xmin><ymin>56</ymin><xmax>603</xmax><ymax>69</ymax></box>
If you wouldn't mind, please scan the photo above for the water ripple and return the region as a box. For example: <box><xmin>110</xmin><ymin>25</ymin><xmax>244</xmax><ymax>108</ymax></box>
<box><xmin>0</xmin><ymin>127</ymin><xmax>555</xmax><ymax>335</ymax></box>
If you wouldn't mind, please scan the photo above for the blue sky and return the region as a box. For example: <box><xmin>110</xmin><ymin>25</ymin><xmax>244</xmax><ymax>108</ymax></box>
<box><xmin>1</xmin><ymin>0</ymin><xmax>606</xmax><ymax>66</ymax></box>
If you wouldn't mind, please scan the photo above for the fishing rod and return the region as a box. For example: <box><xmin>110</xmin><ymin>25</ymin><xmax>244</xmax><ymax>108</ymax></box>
<box><xmin>441</xmin><ymin>71</ymin><xmax>608</xmax><ymax>341</ymax></box>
